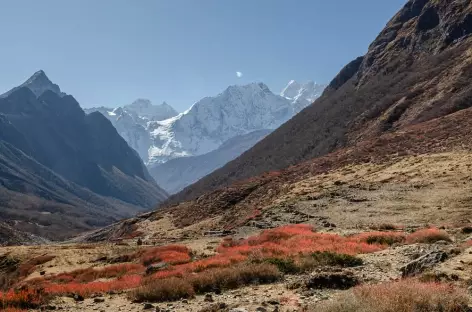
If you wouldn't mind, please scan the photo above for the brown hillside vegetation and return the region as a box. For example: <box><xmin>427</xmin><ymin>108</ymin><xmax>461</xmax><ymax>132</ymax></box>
<box><xmin>169</xmin><ymin>0</ymin><xmax>472</xmax><ymax>204</ymax></box>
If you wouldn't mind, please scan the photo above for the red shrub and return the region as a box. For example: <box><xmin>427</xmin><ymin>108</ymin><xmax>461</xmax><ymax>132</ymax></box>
<box><xmin>217</xmin><ymin>225</ymin><xmax>384</xmax><ymax>257</ymax></box>
<box><xmin>0</xmin><ymin>288</ymin><xmax>45</xmax><ymax>309</ymax></box>
<box><xmin>139</xmin><ymin>245</ymin><xmax>191</xmax><ymax>266</ymax></box>
<box><xmin>48</xmin><ymin>263</ymin><xmax>145</xmax><ymax>284</ymax></box>
<box><xmin>44</xmin><ymin>275</ymin><xmax>142</xmax><ymax>297</ymax></box>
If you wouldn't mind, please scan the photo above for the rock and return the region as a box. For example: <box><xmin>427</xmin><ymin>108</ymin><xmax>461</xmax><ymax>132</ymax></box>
<box><xmin>181</xmin><ymin>299</ymin><xmax>188</xmax><ymax>304</ymax></box>
<box><xmin>73</xmin><ymin>294</ymin><xmax>84</xmax><ymax>302</ymax></box>
<box><xmin>40</xmin><ymin>270</ymin><xmax>46</xmax><ymax>276</ymax></box>
<box><xmin>461</xmin><ymin>226</ymin><xmax>472</xmax><ymax>234</ymax></box>
<box><xmin>41</xmin><ymin>305</ymin><xmax>56</xmax><ymax>310</ymax></box>
<box><xmin>435</xmin><ymin>240</ymin><xmax>450</xmax><ymax>245</ymax></box>
<box><xmin>204</xmin><ymin>293</ymin><xmax>214</xmax><ymax>302</ymax></box>
<box><xmin>146</xmin><ymin>262</ymin><xmax>168</xmax><ymax>275</ymax></box>
<box><xmin>305</xmin><ymin>270</ymin><xmax>358</xmax><ymax>290</ymax></box>
<box><xmin>267</xmin><ymin>300</ymin><xmax>279</xmax><ymax>305</ymax></box>
<box><xmin>143</xmin><ymin>303</ymin><xmax>154</xmax><ymax>310</ymax></box>
<box><xmin>229</xmin><ymin>309</ymin><xmax>248</xmax><ymax>312</ymax></box>
<box><xmin>256</xmin><ymin>307</ymin><xmax>267</xmax><ymax>312</ymax></box>
<box><xmin>400</xmin><ymin>250</ymin><xmax>448</xmax><ymax>277</ymax></box>
<box><xmin>155</xmin><ymin>307</ymin><xmax>161</xmax><ymax>312</ymax></box>
<box><xmin>137</xmin><ymin>238</ymin><xmax>143</xmax><ymax>246</ymax></box>
<box><xmin>93</xmin><ymin>298</ymin><xmax>105</xmax><ymax>303</ymax></box>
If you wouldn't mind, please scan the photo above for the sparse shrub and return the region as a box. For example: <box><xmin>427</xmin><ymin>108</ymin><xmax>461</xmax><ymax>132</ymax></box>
<box><xmin>314</xmin><ymin>280</ymin><xmax>468</xmax><ymax>312</ymax></box>
<box><xmin>355</xmin><ymin>231</ymin><xmax>405</xmax><ymax>245</ymax></box>
<box><xmin>189</xmin><ymin>263</ymin><xmax>281</xmax><ymax>293</ymax></box>
<box><xmin>128</xmin><ymin>277</ymin><xmax>194</xmax><ymax>303</ymax></box>
<box><xmin>375</xmin><ymin>223</ymin><xmax>400</xmax><ymax>231</ymax></box>
<box><xmin>406</xmin><ymin>228</ymin><xmax>452</xmax><ymax>244</ymax></box>
<box><xmin>419</xmin><ymin>272</ymin><xmax>453</xmax><ymax>283</ymax></box>
<box><xmin>259</xmin><ymin>258</ymin><xmax>299</xmax><ymax>274</ymax></box>
<box><xmin>311</xmin><ymin>251</ymin><xmax>363</xmax><ymax>267</ymax></box>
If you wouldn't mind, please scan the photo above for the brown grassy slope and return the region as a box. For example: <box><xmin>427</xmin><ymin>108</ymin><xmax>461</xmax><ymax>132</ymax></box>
<box><xmin>156</xmin><ymin>106</ymin><xmax>472</xmax><ymax>230</ymax></box>
<box><xmin>169</xmin><ymin>0</ymin><xmax>472</xmax><ymax>205</ymax></box>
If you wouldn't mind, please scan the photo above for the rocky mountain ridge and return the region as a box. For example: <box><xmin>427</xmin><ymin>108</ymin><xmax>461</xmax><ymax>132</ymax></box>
<box><xmin>0</xmin><ymin>71</ymin><xmax>168</xmax><ymax>242</ymax></box>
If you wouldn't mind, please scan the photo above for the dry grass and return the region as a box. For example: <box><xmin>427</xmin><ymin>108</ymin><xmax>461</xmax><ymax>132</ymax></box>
<box><xmin>189</xmin><ymin>263</ymin><xmax>281</xmax><ymax>293</ymax></box>
<box><xmin>406</xmin><ymin>228</ymin><xmax>452</xmax><ymax>244</ymax></box>
<box><xmin>354</xmin><ymin>232</ymin><xmax>406</xmax><ymax>246</ymax></box>
<box><xmin>128</xmin><ymin>263</ymin><xmax>281</xmax><ymax>303</ymax></box>
<box><xmin>128</xmin><ymin>277</ymin><xmax>194</xmax><ymax>303</ymax></box>
<box><xmin>315</xmin><ymin>280</ymin><xmax>469</xmax><ymax>312</ymax></box>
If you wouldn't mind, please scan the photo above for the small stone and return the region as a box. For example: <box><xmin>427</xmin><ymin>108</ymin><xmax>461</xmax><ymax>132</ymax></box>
<box><xmin>267</xmin><ymin>300</ymin><xmax>279</xmax><ymax>305</ymax></box>
<box><xmin>143</xmin><ymin>303</ymin><xmax>154</xmax><ymax>310</ymax></box>
<box><xmin>204</xmin><ymin>293</ymin><xmax>214</xmax><ymax>302</ymax></box>
<box><xmin>40</xmin><ymin>270</ymin><xmax>46</xmax><ymax>276</ymax></box>
<box><xmin>73</xmin><ymin>294</ymin><xmax>84</xmax><ymax>302</ymax></box>
<box><xmin>155</xmin><ymin>307</ymin><xmax>161</xmax><ymax>312</ymax></box>
<box><xmin>256</xmin><ymin>307</ymin><xmax>267</xmax><ymax>312</ymax></box>
<box><xmin>93</xmin><ymin>298</ymin><xmax>105</xmax><ymax>303</ymax></box>
<box><xmin>181</xmin><ymin>299</ymin><xmax>188</xmax><ymax>304</ymax></box>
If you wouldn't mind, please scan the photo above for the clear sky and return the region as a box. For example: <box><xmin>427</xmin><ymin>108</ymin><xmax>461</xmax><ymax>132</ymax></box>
<box><xmin>0</xmin><ymin>0</ymin><xmax>406</xmax><ymax>111</ymax></box>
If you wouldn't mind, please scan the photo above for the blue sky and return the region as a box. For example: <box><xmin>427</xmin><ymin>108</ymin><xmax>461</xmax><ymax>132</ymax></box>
<box><xmin>0</xmin><ymin>0</ymin><xmax>406</xmax><ymax>111</ymax></box>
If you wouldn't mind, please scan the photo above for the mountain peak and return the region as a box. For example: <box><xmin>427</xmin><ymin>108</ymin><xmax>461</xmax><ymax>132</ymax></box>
<box><xmin>1</xmin><ymin>70</ymin><xmax>65</xmax><ymax>99</ymax></box>
<box><xmin>129</xmin><ymin>98</ymin><xmax>152</xmax><ymax>108</ymax></box>
<box><xmin>123</xmin><ymin>99</ymin><xmax>178</xmax><ymax>121</ymax></box>
<box><xmin>26</xmin><ymin>70</ymin><xmax>48</xmax><ymax>82</ymax></box>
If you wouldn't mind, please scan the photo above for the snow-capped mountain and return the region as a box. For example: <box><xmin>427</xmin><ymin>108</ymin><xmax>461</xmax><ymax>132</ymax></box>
<box><xmin>124</xmin><ymin>99</ymin><xmax>178</xmax><ymax>121</ymax></box>
<box><xmin>86</xmin><ymin>80</ymin><xmax>324</xmax><ymax>167</ymax></box>
<box><xmin>281</xmin><ymin>80</ymin><xmax>326</xmax><ymax>113</ymax></box>
<box><xmin>147</xmin><ymin>83</ymin><xmax>295</xmax><ymax>164</ymax></box>
<box><xmin>84</xmin><ymin>101</ymin><xmax>179</xmax><ymax>161</ymax></box>
<box><xmin>0</xmin><ymin>70</ymin><xmax>66</xmax><ymax>98</ymax></box>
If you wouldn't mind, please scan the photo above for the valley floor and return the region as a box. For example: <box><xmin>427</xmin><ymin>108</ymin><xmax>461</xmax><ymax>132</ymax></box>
<box><xmin>2</xmin><ymin>151</ymin><xmax>472</xmax><ymax>311</ymax></box>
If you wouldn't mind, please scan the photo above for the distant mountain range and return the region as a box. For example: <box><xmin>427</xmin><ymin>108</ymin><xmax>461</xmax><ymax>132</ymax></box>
<box><xmin>86</xmin><ymin>80</ymin><xmax>326</xmax><ymax>193</ymax></box>
<box><xmin>0</xmin><ymin>71</ymin><xmax>168</xmax><ymax>243</ymax></box>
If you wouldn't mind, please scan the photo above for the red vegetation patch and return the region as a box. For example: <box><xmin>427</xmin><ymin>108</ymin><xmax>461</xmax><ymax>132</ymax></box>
<box><xmin>6</xmin><ymin>224</ymin><xmax>415</xmax><ymax>304</ymax></box>
<box><xmin>43</xmin><ymin>275</ymin><xmax>142</xmax><ymax>297</ymax></box>
<box><xmin>139</xmin><ymin>245</ymin><xmax>192</xmax><ymax>266</ymax></box>
<box><xmin>217</xmin><ymin>224</ymin><xmax>384</xmax><ymax>257</ymax></box>
<box><xmin>46</xmin><ymin>263</ymin><xmax>145</xmax><ymax>284</ymax></box>
<box><xmin>0</xmin><ymin>288</ymin><xmax>46</xmax><ymax>309</ymax></box>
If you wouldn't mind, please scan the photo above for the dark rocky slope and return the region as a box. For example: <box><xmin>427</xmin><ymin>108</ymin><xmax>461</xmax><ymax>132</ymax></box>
<box><xmin>0</xmin><ymin>72</ymin><xmax>168</xmax><ymax>242</ymax></box>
